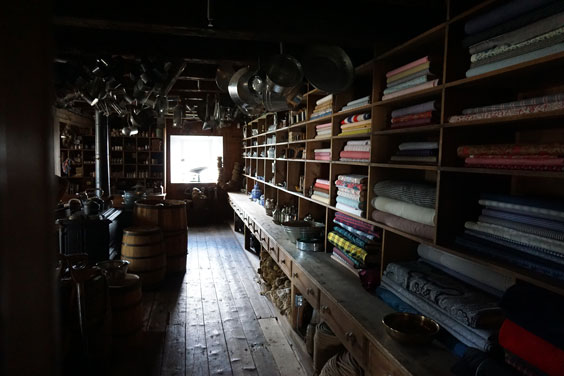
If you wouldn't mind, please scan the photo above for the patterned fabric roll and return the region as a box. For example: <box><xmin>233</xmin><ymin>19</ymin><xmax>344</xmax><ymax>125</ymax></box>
<box><xmin>373</xmin><ymin>180</ymin><xmax>436</xmax><ymax>208</ymax></box>
<box><xmin>340</xmin><ymin>113</ymin><xmax>371</xmax><ymax>125</ymax></box>
<box><xmin>327</xmin><ymin>232</ymin><xmax>368</xmax><ymax>261</ymax></box>
<box><xmin>372</xmin><ymin>196</ymin><xmax>436</xmax><ymax>226</ymax></box>
<box><xmin>479</xmin><ymin>215</ymin><xmax>564</xmax><ymax>241</ymax></box>
<box><xmin>336</xmin><ymin>196</ymin><xmax>366</xmax><ymax>210</ymax></box>
<box><xmin>391</xmin><ymin>100</ymin><xmax>438</xmax><ymax>118</ymax></box>
<box><xmin>333</xmin><ymin>219</ymin><xmax>377</xmax><ymax>241</ymax></box>
<box><xmin>457</xmin><ymin>143</ymin><xmax>564</xmax><ymax>158</ymax></box>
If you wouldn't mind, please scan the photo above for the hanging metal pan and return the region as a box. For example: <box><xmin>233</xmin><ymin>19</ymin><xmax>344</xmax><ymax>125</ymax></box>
<box><xmin>302</xmin><ymin>45</ymin><xmax>354</xmax><ymax>93</ymax></box>
<box><xmin>228</xmin><ymin>67</ymin><xmax>263</xmax><ymax>116</ymax></box>
<box><xmin>215</xmin><ymin>63</ymin><xmax>234</xmax><ymax>92</ymax></box>
<box><xmin>265</xmin><ymin>54</ymin><xmax>304</xmax><ymax>96</ymax></box>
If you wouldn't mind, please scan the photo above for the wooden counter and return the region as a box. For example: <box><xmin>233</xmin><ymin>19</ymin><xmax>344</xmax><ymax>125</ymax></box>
<box><xmin>228</xmin><ymin>192</ymin><xmax>457</xmax><ymax>376</ymax></box>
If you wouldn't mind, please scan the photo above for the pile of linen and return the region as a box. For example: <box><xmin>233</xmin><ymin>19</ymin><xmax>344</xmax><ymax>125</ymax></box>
<box><xmin>389</xmin><ymin>100</ymin><xmax>439</xmax><ymax>130</ymax></box>
<box><xmin>311</xmin><ymin>178</ymin><xmax>330</xmax><ymax>204</ymax></box>
<box><xmin>455</xmin><ymin>193</ymin><xmax>564</xmax><ymax>281</ymax></box>
<box><xmin>382</xmin><ymin>56</ymin><xmax>439</xmax><ymax>101</ymax></box>
<box><xmin>334</xmin><ymin>174</ymin><xmax>368</xmax><ymax>217</ymax></box>
<box><xmin>463</xmin><ymin>0</ymin><xmax>564</xmax><ymax>78</ymax></box>
<box><xmin>457</xmin><ymin>143</ymin><xmax>564</xmax><ymax>171</ymax></box>
<box><xmin>339</xmin><ymin>139</ymin><xmax>370</xmax><ymax>163</ymax></box>
<box><xmin>381</xmin><ymin>244</ymin><xmax>506</xmax><ymax>352</ymax></box>
<box><xmin>371</xmin><ymin>180</ymin><xmax>436</xmax><ymax>240</ymax></box>
<box><xmin>328</xmin><ymin>212</ymin><xmax>381</xmax><ymax>277</ymax></box>
<box><xmin>448</xmin><ymin>93</ymin><xmax>564</xmax><ymax>123</ymax></box>
<box><xmin>499</xmin><ymin>283</ymin><xmax>564</xmax><ymax>376</ymax></box>
<box><xmin>314</xmin><ymin>148</ymin><xmax>331</xmax><ymax>161</ymax></box>
<box><xmin>340</xmin><ymin>96</ymin><xmax>370</xmax><ymax>112</ymax></box>
<box><xmin>315</xmin><ymin>122</ymin><xmax>332</xmax><ymax>139</ymax></box>
<box><xmin>311</xmin><ymin>94</ymin><xmax>333</xmax><ymax>120</ymax></box>
<box><xmin>390</xmin><ymin>141</ymin><xmax>438</xmax><ymax>164</ymax></box>
<box><xmin>338</xmin><ymin>113</ymin><xmax>371</xmax><ymax>137</ymax></box>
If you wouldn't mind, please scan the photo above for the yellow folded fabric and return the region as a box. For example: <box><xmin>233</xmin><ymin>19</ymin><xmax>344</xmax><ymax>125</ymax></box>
<box><xmin>387</xmin><ymin>62</ymin><xmax>431</xmax><ymax>83</ymax></box>
<box><xmin>338</xmin><ymin>128</ymin><xmax>372</xmax><ymax>136</ymax></box>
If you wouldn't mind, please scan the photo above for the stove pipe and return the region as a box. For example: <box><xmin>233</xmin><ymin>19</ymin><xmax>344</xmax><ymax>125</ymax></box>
<box><xmin>95</xmin><ymin>110</ymin><xmax>110</xmax><ymax>196</ymax></box>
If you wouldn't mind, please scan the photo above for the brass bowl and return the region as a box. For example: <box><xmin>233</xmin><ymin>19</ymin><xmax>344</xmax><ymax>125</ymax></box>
<box><xmin>382</xmin><ymin>312</ymin><xmax>440</xmax><ymax>345</ymax></box>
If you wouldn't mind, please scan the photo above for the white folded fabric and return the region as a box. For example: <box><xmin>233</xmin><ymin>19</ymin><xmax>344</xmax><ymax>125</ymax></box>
<box><xmin>316</xmin><ymin>94</ymin><xmax>333</xmax><ymax>106</ymax></box>
<box><xmin>372</xmin><ymin>196</ymin><xmax>436</xmax><ymax>226</ymax></box>
<box><xmin>337</xmin><ymin>191</ymin><xmax>365</xmax><ymax>201</ymax></box>
<box><xmin>345</xmin><ymin>139</ymin><xmax>371</xmax><ymax>146</ymax></box>
<box><xmin>335</xmin><ymin>202</ymin><xmax>364</xmax><ymax>217</ymax></box>
<box><xmin>344</xmin><ymin>145</ymin><xmax>371</xmax><ymax>152</ymax></box>
<box><xmin>314</xmin><ymin>148</ymin><xmax>331</xmax><ymax>153</ymax></box>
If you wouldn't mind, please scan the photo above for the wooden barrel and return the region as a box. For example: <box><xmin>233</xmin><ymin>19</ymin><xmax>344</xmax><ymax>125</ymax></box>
<box><xmin>164</xmin><ymin>229</ymin><xmax>188</xmax><ymax>273</ymax></box>
<box><xmin>133</xmin><ymin>199</ymin><xmax>187</xmax><ymax>231</ymax></box>
<box><xmin>121</xmin><ymin>226</ymin><xmax>166</xmax><ymax>288</ymax></box>
<box><xmin>108</xmin><ymin>273</ymin><xmax>143</xmax><ymax>337</ymax></box>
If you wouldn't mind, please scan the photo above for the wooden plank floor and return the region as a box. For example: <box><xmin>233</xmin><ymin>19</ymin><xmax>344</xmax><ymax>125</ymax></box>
<box><xmin>110</xmin><ymin>224</ymin><xmax>306</xmax><ymax>376</ymax></box>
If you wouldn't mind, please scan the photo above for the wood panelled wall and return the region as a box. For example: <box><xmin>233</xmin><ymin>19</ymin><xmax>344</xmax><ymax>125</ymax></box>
<box><xmin>165</xmin><ymin>118</ymin><xmax>243</xmax><ymax>199</ymax></box>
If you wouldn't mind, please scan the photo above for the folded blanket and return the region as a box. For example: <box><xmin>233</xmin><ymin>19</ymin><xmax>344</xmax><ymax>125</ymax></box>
<box><xmin>327</xmin><ymin>232</ymin><xmax>368</xmax><ymax>262</ymax></box>
<box><xmin>479</xmin><ymin>215</ymin><xmax>564</xmax><ymax>241</ymax></box>
<box><xmin>371</xmin><ymin>210</ymin><xmax>434</xmax><ymax>240</ymax></box>
<box><xmin>346</xmin><ymin>96</ymin><xmax>370</xmax><ymax>106</ymax></box>
<box><xmin>417</xmin><ymin>244</ymin><xmax>514</xmax><ymax>295</ymax></box>
<box><xmin>465</xmin><ymin>156</ymin><xmax>564</xmax><ymax>168</ymax></box>
<box><xmin>373</xmin><ymin>180</ymin><xmax>436</xmax><ymax>208</ymax></box>
<box><xmin>333</xmin><ymin>219</ymin><xmax>377</xmax><ymax>241</ymax></box>
<box><xmin>391</xmin><ymin>100</ymin><xmax>438</xmax><ymax>118</ymax></box>
<box><xmin>381</xmin><ymin>277</ymin><xmax>498</xmax><ymax>352</ymax></box>
<box><xmin>372</xmin><ymin>196</ymin><xmax>436</xmax><ymax>226</ymax></box>
<box><xmin>335</xmin><ymin>202</ymin><xmax>364</xmax><ymax>217</ymax></box>
<box><xmin>314</xmin><ymin>182</ymin><xmax>330</xmax><ymax>190</ymax></box>
<box><xmin>340</xmin><ymin>151</ymin><xmax>370</xmax><ymax>159</ymax></box>
<box><xmin>469</xmin><ymin>11</ymin><xmax>564</xmax><ymax>55</ymax></box>
<box><xmin>386</xmin><ymin>56</ymin><xmax>430</xmax><ymax>77</ymax></box>
<box><xmin>391</xmin><ymin>110</ymin><xmax>433</xmax><ymax>124</ymax></box>
<box><xmin>499</xmin><ymin>320</ymin><xmax>564</xmax><ymax>376</ymax></box>
<box><xmin>383</xmin><ymin>75</ymin><xmax>432</xmax><ymax>95</ymax></box>
<box><xmin>482</xmin><ymin>208</ymin><xmax>564</xmax><ymax>232</ymax></box>
<box><xmin>457</xmin><ymin>143</ymin><xmax>564</xmax><ymax>158</ymax></box>
<box><xmin>314</xmin><ymin>155</ymin><xmax>331</xmax><ymax>161</ymax></box>
<box><xmin>313</xmin><ymin>187</ymin><xmax>329</xmax><ymax>195</ymax></box>
<box><xmin>337</xmin><ymin>174</ymin><xmax>367</xmax><ymax>184</ymax></box>
<box><xmin>336</xmin><ymin>196</ymin><xmax>365</xmax><ymax>210</ymax></box>
<box><xmin>395</xmin><ymin>149</ymin><xmax>437</xmax><ymax>157</ymax></box>
<box><xmin>315</xmin><ymin>122</ymin><xmax>332</xmax><ymax>130</ymax></box>
<box><xmin>464</xmin><ymin>0</ymin><xmax>555</xmax><ymax>36</ymax></box>
<box><xmin>341</xmin><ymin>120</ymin><xmax>371</xmax><ymax>130</ymax></box>
<box><xmin>466</xmin><ymin>42</ymin><xmax>564</xmax><ymax>78</ymax></box>
<box><xmin>390</xmin><ymin>118</ymin><xmax>434</xmax><ymax>129</ymax></box>
<box><xmin>345</xmin><ymin>139</ymin><xmax>370</xmax><ymax>146</ymax></box>
<box><xmin>391</xmin><ymin>155</ymin><xmax>437</xmax><ymax>163</ymax></box>
<box><xmin>333</xmin><ymin>226</ymin><xmax>378</xmax><ymax>251</ymax></box>
<box><xmin>310</xmin><ymin>111</ymin><xmax>332</xmax><ymax>120</ymax></box>
<box><xmin>336</xmin><ymin>186</ymin><xmax>363</xmax><ymax>196</ymax></box>
<box><xmin>335</xmin><ymin>212</ymin><xmax>374</xmax><ymax>229</ymax></box>
<box><xmin>337</xmin><ymin>190</ymin><xmax>366</xmax><ymax>201</ymax></box>
<box><xmin>398</xmin><ymin>141</ymin><xmax>438</xmax><ymax>151</ymax></box>
<box><xmin>341</xmin><ymin>113</ymin><xmax>371</xmax><ymax>125</ymax></box>
<box><xmin>384</xmin><ymin>261</ymin><xmax>504</xmax><ymax>329</ymax></box>
<box><xmin>314</xmin><ymin>148</ymin><xmax>331</xmax><ymax>153</ymax></box>
<box><xmin>335</xmin><ymin>180</ymin><xmax>365</xmax><ymax>191</ymax></box>
<box><xmin>460</xmin><ymin>93</ymin><xmax>564</xmax><ymax>115</ymax></box>
<box><xmin>316</xmin><ymin>129</ymin><xmax>332</xmax><ymax>135</ymax></box>
<box><xmin>316</xmin><ymin>94</ymin><xmax>332</xmax><ymax>105</ymax></box>
<box><xmin>450</xmin><ymin>100</ymin><xmax>564</xmax><ymax>123</ymax></box>
<box><xmin>501</xmin><ymin>283</ymin><xmax>564</xmax><ymax>349</ymax></box>
<box><xmin>387</xmin><ymin>62</ymin><xmax>431</xmax><ymax>84</ymax></box>
<box><xmin>332</xmin><ymin>247</ymin><xmax>363</xmax><ymax>269</ymax></box>
<box><xmin>310</xmin><ymin>193</ymin><xmax>330</xmax><ymax>205</ymax></box>
<box><xmin>344</xmin><ymin>145</ymin><xmax>370</xmax><ymax>152</ymax></box>
<box><xmin>338</xmin><ymin>128</ymin><xmax>371</xmax><ymax>136</ymax></box>
<box><xmin>311</xmin><ymin>191</ymin><xmax>330</xmax><ymax>199</ymax></box>
<box><xmin>382</xmin><ymin>79</ymin><xmax>439</xmax><ymax>101</ymax></box>
<box><xmin>479</xmin><ymin>198</ymin><xmax>564</xmax><ymax>221</ymax></box>
<box><xmin>455</xmin><ymin>233</ymin><xmax>564</xmax><ymax>281</ymax></box>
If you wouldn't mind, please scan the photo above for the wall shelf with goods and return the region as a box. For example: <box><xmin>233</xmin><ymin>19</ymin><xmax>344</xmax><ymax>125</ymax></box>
<box><xmin>237</xmin><ymin>0</ymin><xmax>564</xmax><ymax>374</ymax></box>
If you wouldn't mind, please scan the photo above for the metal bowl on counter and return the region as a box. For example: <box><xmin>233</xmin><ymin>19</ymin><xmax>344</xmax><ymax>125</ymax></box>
<box><xmin>96</xmin><ymin>260</ymin><xmax>130</xmax><ymax>284</ymax></box>
<box><xmin>296</xmin><ymin>238</ymin><xmax>324</xmax><ymax>252</ymax></box>
<box><xmin>281</xmin><ymin>220</ymin><xmax>325</xmax><ymax>244</ymax></box>
<box><xmin>382</xmin><ymin>312</ymin><xmax>440</xmax><ymax>345</ymax></box>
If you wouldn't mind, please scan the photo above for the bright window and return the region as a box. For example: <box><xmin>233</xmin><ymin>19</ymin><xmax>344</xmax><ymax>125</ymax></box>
<box><xmin>170</xmin><ymin>135</ymin><xmax>223</xmax><ymax>183</ymax></box>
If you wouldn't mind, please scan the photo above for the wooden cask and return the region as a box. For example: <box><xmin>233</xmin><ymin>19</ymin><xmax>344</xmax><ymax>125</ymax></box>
<box><xmin>164</xmin><ymin>229</ymin><xmax>188</xmax><ymax>273</ymax></box>
<box><xmin>108</xmin><ymin>273</ymin><xmax>143</xmax><ymax>336</ymax></box>
<box><xmin>121</xmin><ymin>227</ymin><xmax>166</xmax><ymax>288</ymax></box>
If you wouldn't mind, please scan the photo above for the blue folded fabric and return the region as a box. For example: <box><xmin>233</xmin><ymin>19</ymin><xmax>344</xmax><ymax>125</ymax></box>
<box><xmin>464</xmin><ymin>0</ymin><xmax>555</xmax><ymax>35</ymax></box>
<box><xmin>479</xmin><ymin>215</ymin><xmax>564</xmax><ymax>241</ymax></box>
<box><xmin>336</xmin><ymin>196</ymin><xmax>366</xmax><ymax>210</ymax></box>
<box><xmin>333</xmin><ymin>225</ymin><xmax>377</xmax><ymax>250</ymax></box>
<box><xmin>482</xmin><ymin>208</ymin><xmax>564</xmax><ymax>232</ymax></box>
<box><xmin>480</xmin><ymin>193</ymin><xmax>564</xmax><ymax>212</ymax></box>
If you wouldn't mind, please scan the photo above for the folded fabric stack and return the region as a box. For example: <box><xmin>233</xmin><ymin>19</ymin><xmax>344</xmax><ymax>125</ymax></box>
<box><xmin>310</xmin><ymin>94</ymin><xmax>333</xmax><ymax>120</ymax></box>
<box><xmin>334</xmin><ymin>174</ymin><xmax>368</xmax><ymax>217</ymax></box>
<box><xmin>314</xmin><ymin>122</ymin><xmax>332</xmax><ymax>139</ymax></box>
<box><xmin>340</xmin><ymin>96</ymin><xmax>370</xmax><ymax>112</ymax></box>
<box><xmin>311</xmin><ymin>178</ymin><xmax>330</xmax><ymax>204</ymax></box>
<box><xmin>338</xmin><ymin>113</ymin><xmax>371</xmax><ymax>137</ymax></box>
<box><xmin>457</xmin><ymin>143</ymin><xmax>564</xmax><ymax>171</ymax></box>
<box><xmin>390</xmin><ymin>100</ymin><xmax>439</xmax><ymax>129</ymax></box>
<box><xmin>371</xmin><ymin>180</ymin><xmax>437</xmax><ymax>239</ymax></box>
<box><xmin>382</xmin><ymin>56</ymin><xmax>439</xmax><ymax>101</ymax></box>
<box><xmin>390</xmin><ymin>141</ymin><xmax>438</xmax><ymax>164</ymax></box>
<box><xmin>449</xmin><ymin>92</ymin><xmax>564</xmax><ymax>123</ymax></box>
<box><xmin>339</xmin><ymin>139</ymin><xmax>370</xmax><ymax>163</ymax></box>
<box><xmin>382</xmin><ymin>259</ymin><xmax>502</xmax><ymax>352</ymax></box>
<box><xmin>498</xmin><ymin>284</ymin><xmax>564</xmax><ymax>376</ymax></box>
<box><xmin>329</xmin><ymin>212</ymin><xmax>381</xmax><ymax>275</ymax></box>
<box><xmin>463</xmin><ymin>0</ymin><xmax>564</xmax><ymax>78</ymax></box>
<box><xmin>455</xmin><ymin>193</ymin><xmax>564</xmax><ymax>281</ymax></box>
<box><xmin>313</xmin><ymin>148</ymin><xmax>331</xmax><ymax>161</ymax></box>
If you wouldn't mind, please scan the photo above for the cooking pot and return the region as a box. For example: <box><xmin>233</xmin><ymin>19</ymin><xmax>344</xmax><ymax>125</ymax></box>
<box><xmin>228</xmin><ymin>67</ymin><xmax>264</xmax><ymax>116</ymax></box>
<box><xmin>302</xmin><ymin>45</ymin><xmax>354</xmax><ymax>93</ymax></box>
<box><xmin>265</xmin><ymin>54</ymin><xmax>304</xmax><ymax>96</ymax></box>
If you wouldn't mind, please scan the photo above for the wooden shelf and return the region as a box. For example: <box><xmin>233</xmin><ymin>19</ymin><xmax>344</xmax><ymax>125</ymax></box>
<box><xmin>374</xmin><ymin>124</ymin><xmax>442</xmax><ymax>135</ymax></box>
<box><xmin>440</xmin><ymin>166</ymin><xmax>564</xmax><ymax>179</ymax></box>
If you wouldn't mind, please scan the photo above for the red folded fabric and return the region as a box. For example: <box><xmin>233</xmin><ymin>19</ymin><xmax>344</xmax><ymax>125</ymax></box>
<box><xmin>390</xmin><ymin>117</ymin><xmax>434</xmax><ymax>128</ymax></box>
<box><xmin>499</xmin><ymin>319</ymin><xmax>564</xmax><ymax>376</ymax></box>
<box><xmin>457</xmin><ymin>143</ymin><xmax>564</xmax><ymax>158</ymax></box>
<box><xmin>391</xmin><ymin>110</ymin><xmax>433</xmax><ymax>124</ymax></box>
<box><xmin>314</xmin><ymin>182</ymin><xmax>330</xmax><ymax>190</ymax></box>
<box><xmin>465</xmin><ymin>157</ymin><xmax>564</xmax><ymax>167</ymax></box>
<box><xmin>314</xmin><ymin>187</ymin><xmax>329</xmax><ymax>195</ymax></box>
<box><xmin>339</xmin><ymin>151</ymin><xmax>371</xmax><ymax>159</ymax></box>
<box><xmin>315</xmin><ymin>155</ymin><xmax>331</xmax><ymax>161</ymax></box>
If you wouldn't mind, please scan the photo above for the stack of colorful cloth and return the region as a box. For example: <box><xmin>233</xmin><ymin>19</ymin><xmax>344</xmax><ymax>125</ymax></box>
<box><xmin>390</xmin><ymin>100</ymin><xmax>439</xmax><ymax>129</ymax></box>
<box><xmin>335</xmin><ymin>174</ymin><xmax>368</xmax><ymax>217</ymax></box>
<box><xmin>390</xmin><ymin>141</ymin><xmax>438</xmax><ymax>164</ymax></box>
<box><xmin>340</xmin><ymin>96</ymin><xmax>370</xmax><ymax>112</ymax></box>
<box><xmin>310</xmin><ymin>94</ymin><xmax>333</xmax><ymax>120</ymax></box>
<box><xmin>313</xmin><ymin>148</ymin><xmax>331</xmax><ymax>161</ymax></box>
<box><xmin>382</xmin><ymin>56</ymin><xmax>440</xmax><ymax>101</ymax></box>
<box><xmin>371</xmin><ymin>180</ymin><xmax>437</xmax><ymax>240</ymax></box>
<box><xmin>457</xmin><ymin>143</ymin><xmax>564</xmax><ymax>171</ymax></box>
<box><xmin>314</xmin><ymin>122</ymin><xmax>332</xmax><ymax>139</ymax></box>
<box><xmin>449</xmin><ymin>92</ymin><xmax>564</xmax><ymax>123</ymax></box>
<box><xmin>498</xmin><ymin>283</ymin><xmax>564</xmax><ymax>376</ymax></box>
<box><xmin>381</xmin><ymin>256</ymin><xmax>503</xmax><ymax>352</ymax></box>
<box><xmin>462</xmin><ymin>0</ymin><xmax>564</xmax><ymax>78</ymax></box>
<box><xmin>338</xmin><ymin>113</ymin><xmax>371</xmax><ymax>137</ymax></box>
<box><xmin>339</xmin><ymin>139</ymin><xmax>370</xmax><ymax>163</ymax></box>
<box><xmin>311</xmin><ymin>178</ymin><xmax>330</xmax><ymax>204</ymax></box>
<box><xmin>455</xmin><ymin>193</ymin><xmax>564</xmax><ymax>281</ymax></box>
<box><xmin>328</xmin><ymin>212</ymin><xmax>381</xmax><ymax>282</ymax></box>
